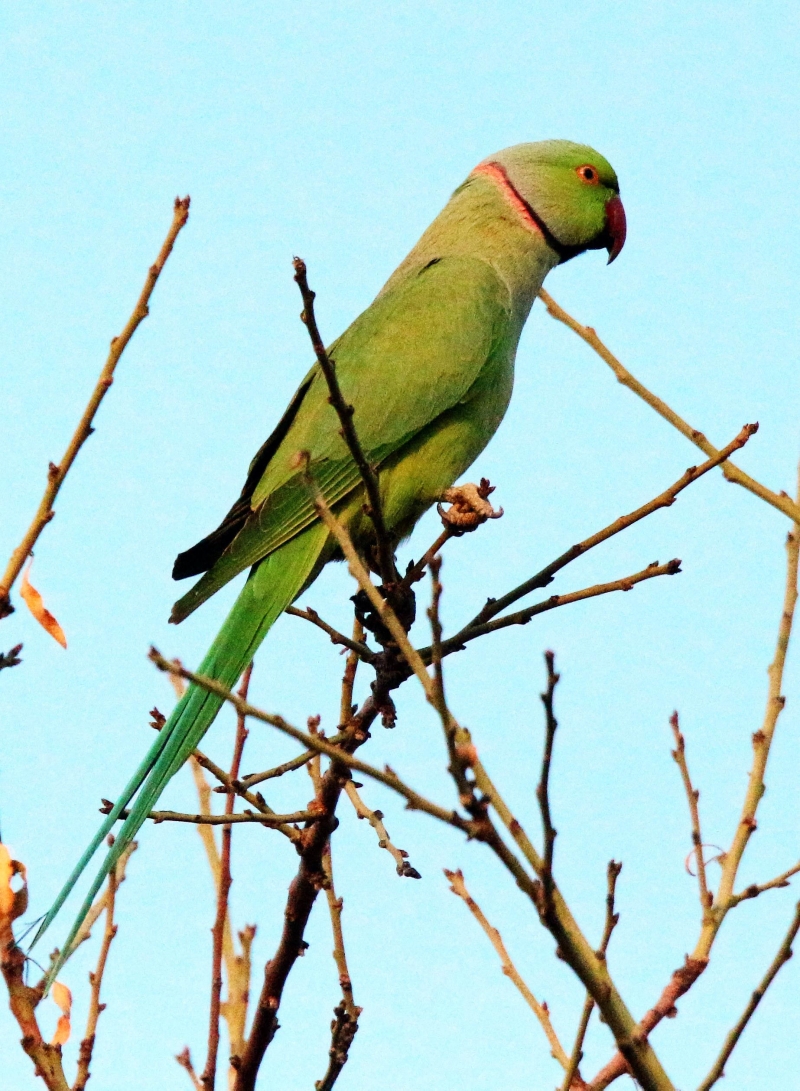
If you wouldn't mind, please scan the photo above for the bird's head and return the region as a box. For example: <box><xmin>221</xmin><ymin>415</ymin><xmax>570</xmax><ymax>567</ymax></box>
<box><xmin>474</xmin><ymin>140</ymin><xmax>626</xmax><ymax>264</ymax></box>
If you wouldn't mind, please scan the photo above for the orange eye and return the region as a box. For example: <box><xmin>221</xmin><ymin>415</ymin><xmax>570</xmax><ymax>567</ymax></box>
<box><xmin>577</xmin><ymin>164</ymin><xmax>600</xmax><ymax>185</ymax></box>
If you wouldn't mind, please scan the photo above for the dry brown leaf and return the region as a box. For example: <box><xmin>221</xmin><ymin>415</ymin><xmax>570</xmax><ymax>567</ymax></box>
<box><xmin>0</xmin><ymin>844</ymin><xmax>14</xmax><ymax>917</ymax></box>
<box><xmin>51</xmin><ymin>980</ymin><xmax>72</xmax><ymax>1046</ymax></box>
<box><xmin>0</xmin><ymin>843</ymin><xmax>28</xmax><ymax>921</ymax></box>
<box><xmin>20</xmin><ymin>561</ymin><xmax>67</xmax><ymax>648</ymax></box>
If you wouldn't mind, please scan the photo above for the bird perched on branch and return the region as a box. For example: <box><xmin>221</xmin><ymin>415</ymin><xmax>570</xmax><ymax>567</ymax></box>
<box><xmin>36</xmin><ymin>139</ymin><xmax>625</xmax><ymax>972</ymax></box>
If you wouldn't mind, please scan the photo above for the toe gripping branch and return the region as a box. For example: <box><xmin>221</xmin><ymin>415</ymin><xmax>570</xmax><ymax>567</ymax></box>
<box><xmin>437</xmin><ymin>479</ymin><xmax>504</xmax><ymax>533</ymax></box>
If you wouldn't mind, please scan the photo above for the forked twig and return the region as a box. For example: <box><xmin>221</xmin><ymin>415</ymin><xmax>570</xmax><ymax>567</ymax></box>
<box><xmin>176</xmin><ymin>1047</ymin><xmax>204</xmax><ymax>1091</ymax></box>
<box><xmin>437</xmin><ymin>423</ymin><xmax>756</xmax><ymax>652</ymax></box>
<box><xmin>561</xmin><ymin>862</ymin><xmax>622</xmax><ymax>1091</ymax></box>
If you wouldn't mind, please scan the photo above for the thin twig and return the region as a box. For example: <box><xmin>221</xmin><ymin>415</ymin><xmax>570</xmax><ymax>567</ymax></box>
<box><xmin>201</xmin><ymin>663</ymin><xmax>251</xmax><ymax>1091</ymax></box>
<box><xmin>403</xmin><ymin>526</ymin><xmax>455</xmax><ymax>587</ymax></box>
<box><xmin>292</xmin><ymin>256</ymin><xmax>396</xmax><ymax>583</ymax></box>
<box><xmin>315</xmin><ymin>843</ymin><xmax>362</xmax><ymax>1091</ymax></box>
<box><xmin>286</xmin><ymin>605</ymin><xmax>375</xmax><ymax>662</ymax></box>
<box><xmin>150</xmin><ymin>706</ymin><xmax>300</xmax><ymax>839</ymax></box>
<box><xmin>294</xmin><ymin>486</ymin><xmax>678</xmax><ymax>1091</ymax></box>
<box><xmin>187</xmin><ymin>760</ymin><xmax>255</xmax><ymax>1078</ymax></box>
<box><xmin>699</xmin><ymin>475</ymin><xmax>800</xmax><ymax>953</ymax></box>
<box><xmin>240</xmin><ymin>752</ymin><xmax>316</xmax><ymax>790</ymax></box>
<box><xmin>450</xmin><ymin>423</ymin><xmax>756</xmax><ymax>641</ymax></box>
<box><xmin>586</xmin><ymin>464</ymin><xmax>800</xmax><ymax>1090</ymax></box>
<box><xmin>426</xmin><ymin>561</ymin><xmax>682</xmax><ymax>659</ymax></box>
<box><xmin>697</xmin><ymin>900</ymin><xmax>800</xmax><ymax>1091</ymax></box>
<box><xmin>561</xmin><ymin>862</ymin><xmax>622</xmax><ymax>1091</ymax></box>
<box><xmin>232</xmin><ymin>693</ymin><xmax>382</xmax><ymax>1091</ymax></box>
<box><xmin>0</xmin><ymin>643</ymin><xmax>23</xmax><ymax>671</ymax></box>
<box><xmin>74</xmin><ymin>839</ymin><xmax>122</xmax><ymax>1091</ymax></box>
<box><xmin>444</xmin><ymin>868</ymin><xmax>570</xmax><ymax>1069</ymax></box>
<box><xmin>149</xmin><ymin>810</ymin><xmax>314</xmax><ymax>826</ymax></box>
<box><xmin>340</xmin><ymin>618</ymin><xmax>364</xmax><ymax>727</ymax></box>
<box><xmin>150</xmin><ymin>648</ymin><xmax>472</xmax><ymax>834</ymax></box>
<box><xmin>670</xmin><ymin>712</ymin><xmax>711</xmax><ymax>913</ymax></box>
<box><xmin>427</xmin><ymin>558</ymin><xmax>473</xmax><ymax>809</ymax></box>
<box><xmin>176</xmin><ymin>1047</ymin><xmax>204</xmax><ymax>1091</ymax></box>
<box><xmin>99</xmin><ymin>798</ymin><xmax>310</xmax><ymax>828</ymax></box>
<box><xmin>587</xmin><ymin>957</ymin><xmax>707</xmax><ymax>1091</ymax></box>
<box><xmin>537</xmin><ymin>651</ymin><xmax>560</xmax><ymax>881</ymax></box>
<box><xmin>70</xmin><ymin>842</ymin><xmax>137</xmax><ymax>952</ymax></box>
<box><xmin>343</xmin><ymin>781</ymin><xmax>421</xmax><ymax>878</ymax></box>
<box><xmin>538</xmin><ymin>288</ymin><xmax>800</xmax><ymax>525</ymax></box>
<box><xmin>0</xmin><ymin>197</ymin><xmax>191</xmax><ymax>619</ymax></box>
<box><xmin>729</xmin><ymin>860</ymin><xmax>800</xmax><ymax>906</ymax></box>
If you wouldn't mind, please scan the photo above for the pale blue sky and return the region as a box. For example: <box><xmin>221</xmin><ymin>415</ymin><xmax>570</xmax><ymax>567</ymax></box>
<box><xmin>2</xmin><ymin>3</ymin><xmax>799</xmax><ymax>1088</ymax></box>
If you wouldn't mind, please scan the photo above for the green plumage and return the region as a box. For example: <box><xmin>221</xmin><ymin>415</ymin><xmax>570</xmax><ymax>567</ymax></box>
<box><xmin>35</xmin><ymin>139</ymin><xmax>623</xmax><ymax>975</ymax></box>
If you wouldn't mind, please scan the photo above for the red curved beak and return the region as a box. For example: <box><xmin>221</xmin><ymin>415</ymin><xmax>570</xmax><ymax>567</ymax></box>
<box><xmin>604</xmin><ymin>195</ymin><xmax>627</xmax><ymax>264</ymax></box>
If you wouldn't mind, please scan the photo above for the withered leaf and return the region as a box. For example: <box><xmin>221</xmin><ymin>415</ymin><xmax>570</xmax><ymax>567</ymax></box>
<box><xmin>0</xmin><ymin>843</ymin><xmax>28</xmax><ymax>921</ymax></box>
<box><xmin>51</xmin><ymin>980</ymin><xmax>72</xmax><ymax>1046</ymax></box>
<box><xmin>20</xmin><ymin>562</ymin><xmax>67</xmax><ymax>648</ymax></box>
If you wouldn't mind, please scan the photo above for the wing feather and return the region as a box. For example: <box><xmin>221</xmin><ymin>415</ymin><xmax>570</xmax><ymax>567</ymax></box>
<box><xmin>171</xmin><ymin>257</ymin><xmax>511</xmax><ymax>622</ymax></box>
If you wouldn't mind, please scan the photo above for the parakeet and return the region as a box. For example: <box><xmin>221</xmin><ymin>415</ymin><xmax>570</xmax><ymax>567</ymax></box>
<box><xmin>35</xmin><ymin>139</ymin><xmax>625</xmax><ymax>967</ymax></box>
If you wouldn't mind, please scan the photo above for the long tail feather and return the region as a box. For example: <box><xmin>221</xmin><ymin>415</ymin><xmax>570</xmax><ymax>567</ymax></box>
<box><xmin>34</xmin><ymin>523</ymin><xmax>329</xmax><ymax>984</ymax></box>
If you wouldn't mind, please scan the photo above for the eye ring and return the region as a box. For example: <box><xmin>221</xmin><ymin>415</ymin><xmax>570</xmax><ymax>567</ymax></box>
<box><xmin>576</xmin><ymin>164</ymin><xmax>600</xmax><ymax>185</ymax></box>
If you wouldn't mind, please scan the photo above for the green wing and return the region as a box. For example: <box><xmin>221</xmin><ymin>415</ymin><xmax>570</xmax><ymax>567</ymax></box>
<box><xmin>171</xmin><ymin>256</ymin><xmax>512</xmax><ymax>621</ymax></box>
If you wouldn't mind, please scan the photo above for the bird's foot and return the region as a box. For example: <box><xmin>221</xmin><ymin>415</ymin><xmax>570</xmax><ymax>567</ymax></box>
<box><xmin>437</xmin><ymin>478</ymin><xmax>503</xmax><ymax>533</ymax></box>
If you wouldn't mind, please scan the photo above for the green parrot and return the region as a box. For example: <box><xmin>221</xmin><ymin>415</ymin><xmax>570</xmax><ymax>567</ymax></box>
<box><xmin>35</xmin><ymin>139</ymin><xmax>625</xmax><ymax>967</ymax></box>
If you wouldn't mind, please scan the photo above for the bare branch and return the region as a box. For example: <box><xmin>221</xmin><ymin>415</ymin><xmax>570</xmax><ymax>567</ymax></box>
<box><xmin>176</xmin><ymin>1047</ymin><xmax>204</xmax><ymax>1091</ymax></box>
<box><xmin>240</xmin><ymin>752</ymin><xmax>316</xmax><ymax>790</ymax></box>
<box><xmin>561</xmin><ymin>862</ymin><xmax>622</xmax><ymax>1091</ymax></box>
<box><xmin>670</xmin><ymin>712</ymin><xmax>712</xmax><ymax>913</ymax></box>
<box><xmin>430</xmin><ymin>561</ymin><xmax>681</xmax><ymax>659</ymax></box>
<box><xmin>0</xmin><ymin>845</ymin><xmax>70</xmax><ymax>1091</ymax></box>
<box><xmin>293</xmin><ymin>257</ymin><xmax>396</xmax><ymax>584</ymax></box>
<box><xmin>279</xmin><ymin>498</ymin><xmax>678</xmax><ymax>1091</ymax></box>
<box><xmin>149</xmin><ymin>810</ymin><xmax>315</xmax><ymax>826</ymax></box>
<box><xmin>699</xmin><ymin>495</ymin><xmax>800</xmax><ymax>951</ymax></box>
<box><xmin>340</xmin><ymin>618</ymin><xmax>364</xmax><ymax>727</ymax></box>
<box><xmin>0</xmin><ymin>197</ymin><xmax>191</xmax><ymax>620</ymax></box>
<box><xmin>201</xmin><ymin>663</ymin><xmax>251</xmax><ymax>1091</ymax></box>
<box><xmin>588</xmin><ymin>957</ymin><xmax>707</xmax><ymax>1090</ymax></box>
<box><xmin>453</xmin><ymin>423</ymin><xmax>756</xmax><ymax>639</ymax></box>
<box><xmin>343</xmin><ymin>781</ymin><xmax>421</xmax><ymax>878</ymax></box>
<box><xmin>74</xmin><ymin>839</ymin><xmax>123</xmax><ymax>1091</ymax></box>
<box><xmin>150</xmin><ymin>647</ymin><xmax>472</xmax><ymax>834</ymax></box>
<box><xmin>537</xmin><ymin>651</ymin><xmax>560</xmax><ymax>882</ymax></box>
<box><xmin>444</xmin><ymin>868</ymin><xmax>570</xmax><ymax>1070</ymax></box>
<box><xmin>538</xmin><ymin>288</ymin><xmax>800</xmax><ymax>524</ymax></box>
<box><xmin>286</xmin><ymin>605</ymin><xmax>375</xmax><ymax>662</ymax></box>
<box><xmin>730</xmin><ymin>860</ymin><xmax>800</xmax><ymax>906</ymax></box>
<box><xmin>150</xmin><ymin>706</ymin><xmax>302</xmax><ymax>843</ymax></box>
<box><xmin>315</xmin><ymin>843</ymin><xmax>362</xmax><ymax>1090</ymax></box>
<box><xmin>697</xmin><ymin>901</ymin><xmax>800</xmax><ymax>1090</ymax></box>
